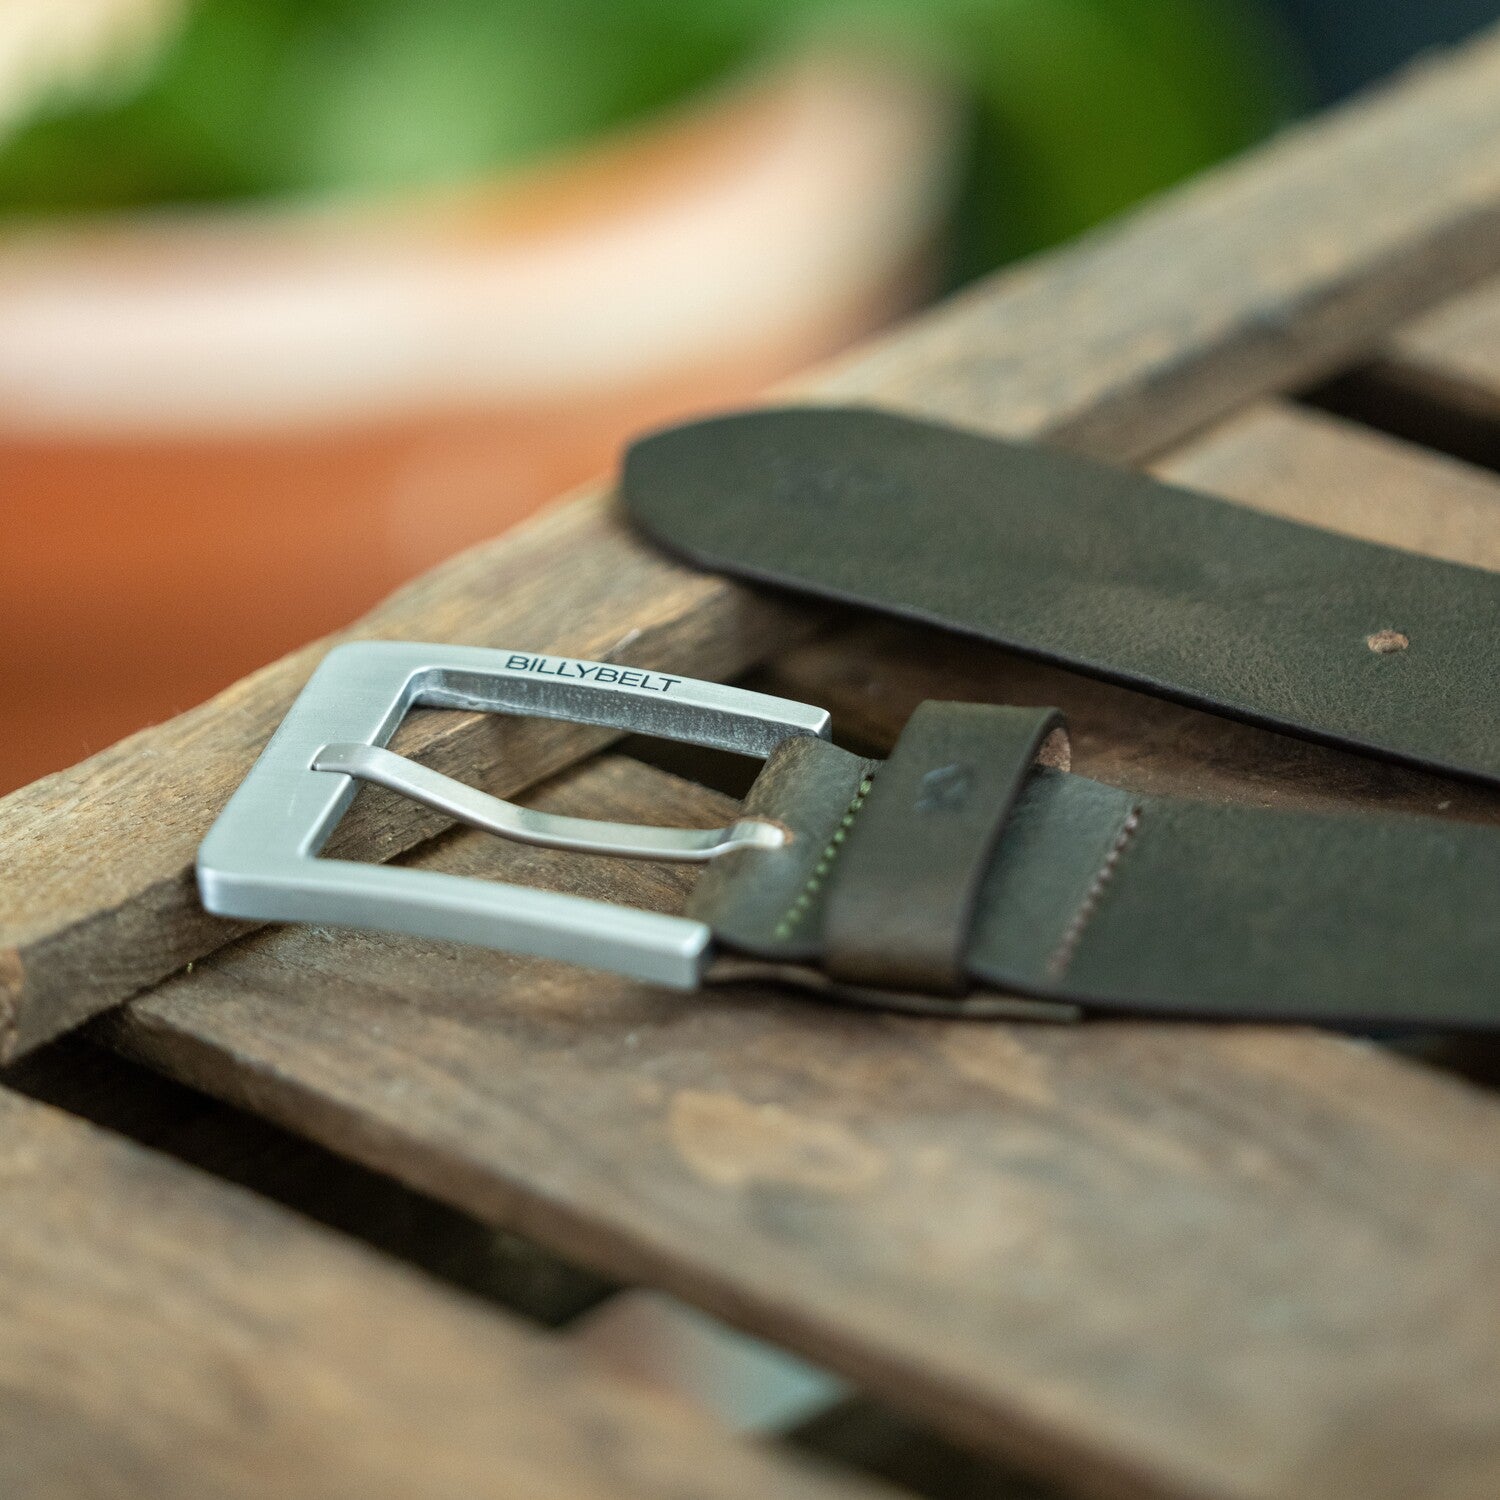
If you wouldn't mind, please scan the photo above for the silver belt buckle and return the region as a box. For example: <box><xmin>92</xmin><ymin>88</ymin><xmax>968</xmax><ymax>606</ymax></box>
<box><xmin>197</xmin><ymin>642</ymin><xmax>829</xmax><ymax>989</ymax></box>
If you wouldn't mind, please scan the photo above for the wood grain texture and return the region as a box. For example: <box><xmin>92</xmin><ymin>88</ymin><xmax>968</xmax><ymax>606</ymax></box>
<box><xmin>759</xmin><ymin>399</ymin><xmax>1500</xmax><ymax>822</ymax></box>
<box><xmin>11</xmin><ymin>23</ymin><xmax>1500</xmax><ymax>1056</ymax></box>
<box><xmin>0</xmin><ymin>1083</ymin><xmax>888</xmax><ymax>1500</ymax></box>
<box><xmin>4</xmin><ymin>1034</ymin><xmax>619</xmax><ymax>1324</ymax></box>
<box><xmin>1164</xmin><ymin>398</ymin><xmax>1500</xmax><ymax>568</ymax></box>
<box><xmin>109</xmin><ymin>755</ymin><xmax>1500</xmax><ymax>1500</ymax></box>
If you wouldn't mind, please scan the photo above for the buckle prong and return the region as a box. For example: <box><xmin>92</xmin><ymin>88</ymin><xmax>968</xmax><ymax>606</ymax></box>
<box><xmin>312</xmin><ymin>742</ymin><xmax>786</xmax><ymax>862</ymax></box>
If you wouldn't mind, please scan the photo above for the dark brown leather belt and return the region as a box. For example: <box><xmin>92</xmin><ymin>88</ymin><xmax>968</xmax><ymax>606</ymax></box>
<box><xmin>695</xmin><ymin>699</ymin><xmax>1500</xmax><ymax>1028</ymax></box>
<box><xmin>618</xmin><ymin>404</ymin><xmax>1500</xmax><ymax>1028</ymax></box>
<box><xmin>624</xmin><ymin>405</ymin><xmax>1500</xmax><ymax>787</ymax></box>
<box><xmin>201</xmin><ymin>642</ymin><xmax>1500</xmax><ymax>1029</ymax></box>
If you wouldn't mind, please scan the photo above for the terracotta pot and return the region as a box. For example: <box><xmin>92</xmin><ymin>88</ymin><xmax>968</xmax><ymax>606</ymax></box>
<box><xmin>0</xmin><ymin>55</ymin><xmax>956</xmax><ymax>792</ymax></box>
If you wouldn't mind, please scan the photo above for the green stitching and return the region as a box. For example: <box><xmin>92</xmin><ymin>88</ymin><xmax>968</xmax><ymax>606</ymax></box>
<box><xmin>772</xmin><ymin>774</ymin><xmax>874</xmax><ymax>940</ymax></box>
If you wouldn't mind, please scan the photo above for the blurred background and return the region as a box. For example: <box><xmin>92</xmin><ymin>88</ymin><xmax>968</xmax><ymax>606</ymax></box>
<box><xmin>1</xmin><ymin>0</ymin><xmax>1498</xmax><ymax>792</ymax></box>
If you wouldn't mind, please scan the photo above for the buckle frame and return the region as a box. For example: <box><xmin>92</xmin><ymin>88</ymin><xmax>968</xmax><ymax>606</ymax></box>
<box><xmin>197</xmin><ymin>642</ymin><xmax>830</xmax><ymax>989</ymax></box>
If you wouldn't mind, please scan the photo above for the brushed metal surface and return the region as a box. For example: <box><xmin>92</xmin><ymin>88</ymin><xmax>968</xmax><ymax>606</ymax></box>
<box><xmin>198</xmin><ymin>642</ymin><xmax>829</xmax><ymax>989</ymax></box>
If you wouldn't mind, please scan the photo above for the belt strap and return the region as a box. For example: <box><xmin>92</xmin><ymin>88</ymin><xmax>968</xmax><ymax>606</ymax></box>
<box><xmin>622</xmin><ymin>405</ymin><xmax>1500</xmax><ymax>787</ymax></box>
<box><xmin>201</xmin><ymin>641</ymin><xmax>1500</xmax><ymax>1028</ymax></box>
<box><xmin>691</xmin><ymin>702</ymin><xmax>1500</xmax><ymax>1028</ymax></box>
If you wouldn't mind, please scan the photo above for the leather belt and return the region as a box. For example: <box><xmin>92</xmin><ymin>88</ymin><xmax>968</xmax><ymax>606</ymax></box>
<box><xmin>622</xmin><ymin>405</ymin><xmax>1500</xmax><ymax>787</ymax></box>
<box><xmin>695</xmin><ymin>699</ymin><xmax>1500</xmax><ymax>1028</ymax></box>
<box><xmin>200</xmin><ymin>644</ymin><xmax>1500</xmax><ymax>1030</ymax></box>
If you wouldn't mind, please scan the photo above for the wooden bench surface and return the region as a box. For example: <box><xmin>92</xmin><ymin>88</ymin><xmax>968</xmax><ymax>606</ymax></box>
<box><xmin>9</xmin><ymin>20</ymin><xmax>1500</xmax><ymax>1500</ymax></box>
<box><xmin>0</xmin><ymin>1081</ymin><xmax>888</xmax><ymax>1500</ymax></box>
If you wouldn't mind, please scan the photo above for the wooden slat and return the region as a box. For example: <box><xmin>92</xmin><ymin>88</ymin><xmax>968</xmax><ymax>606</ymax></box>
<box><xmin>5</xmin><ymin>1034</ymin><xmax>619</xmax><ymax>1323</ymax></box>
<box><xmin>0</xmin><ymin>1084</ymin><xmax>888</xmax><ymax>1500</ymax></box>
<box><xmin>1162</xmin><ymin>398</ymin><xmax>1500</xmax><ymax>567</ymax></box>
<box><xmin>11</xmin><ymin>22</ymin><xmax>1500</xmax><ymax>1056</ymax></box>
<box><xmin>108</xmin><ymin>754</ymin><xmax>1500</xmax><ymax>1500</ymax></box>
<box><xmin>761</xmin><ymin>400</ymin><xmax>1500</xmax><ymax>822</ymax></box>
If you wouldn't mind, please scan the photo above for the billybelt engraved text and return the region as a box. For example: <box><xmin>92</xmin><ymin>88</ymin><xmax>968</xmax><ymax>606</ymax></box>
<box><xmin>505</xmin><ymin>654</ymin><xmax>683</xmax><ymax>694</ymax></box>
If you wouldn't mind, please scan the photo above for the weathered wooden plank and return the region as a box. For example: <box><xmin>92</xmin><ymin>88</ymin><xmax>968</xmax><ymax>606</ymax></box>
<box><xmin>0</xmin><ymin>1083</ymin><xmax>889</xmax><ymax>1500</ymax></box>
<box><xmin>110</xmin><ymin>754</ymin><xmax>1500</xmax><ymax>1500</ymax></box>
<box><xmin>5</xmin><ymin>1034</ymin><xmax>618</xmax><ymax>1323</ymax></box>
<box><xmin>10</xmin><ymin>23</ymin><xmax>1500</xmax><ymax>1056</ymax></box>
<box><xmin>1161</xmin><ymin>397</ymin><xmax>1500</xmax><ymax>567</ymax></box>
<box><xmin>762</xmin><ymin>399</ymin><xmax>1500</xmax><ymax>822</ymax></box>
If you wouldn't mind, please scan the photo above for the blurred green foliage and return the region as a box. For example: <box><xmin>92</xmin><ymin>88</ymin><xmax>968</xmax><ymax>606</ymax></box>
<box><xmin>0</xmin><ymin>0</ymin><xmax>1302</xmax><ymax>270</ymax></box>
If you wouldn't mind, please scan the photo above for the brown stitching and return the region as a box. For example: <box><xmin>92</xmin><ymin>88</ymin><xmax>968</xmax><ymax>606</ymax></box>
<box><xmin>772</xmin><ymin>774</ymin><xmax>875</xmax><ymax>940</ymax></box>
<box><xmin>1046</xmin><ymin>808</ymin><xmax>1141</xmax><ymax>980</ymax></box>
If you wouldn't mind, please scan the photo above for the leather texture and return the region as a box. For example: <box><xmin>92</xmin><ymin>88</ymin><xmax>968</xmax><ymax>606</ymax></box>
<box><xmin>623</xmin><ymin>404</ymin><xmax>1500</xmax><ymax>787</ymax></box>
<box><xmin>822</xmin><ymin>702</ymin><xmax>1065</xmax><ymax>993</ymax></box>
<box><xmin>690</xmin><ymin>702</ymin><xmax>1500</xmax><ymax>1028</ymax></box>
